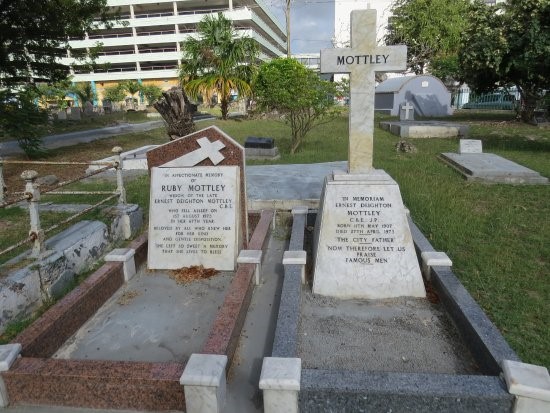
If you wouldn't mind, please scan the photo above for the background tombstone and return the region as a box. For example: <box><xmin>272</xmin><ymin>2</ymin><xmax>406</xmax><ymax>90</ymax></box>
<box><xmin>459</xmin><ymin>139</ymin><xmax>483</xmax><ymax>154</ymax></box>
<box><xmin>146</xmin><ymin>126</ymin><xmax>248</xmax><ymax>271</ymax></box>
<box><xmin>68</xmin><ymin>107</ymin><xmax>81</xmax><ymax>121</ymax></box>
<box><xmin>399</xmin><ymin>101</ymin><xmax>415</xmax><ymax>121</ymax></box>
<box><xmin>375</xmin><ymin>75</ymin><xmax>452</xmax><ymax>117</ymax></box>
<box><xmin>315</xmin><ymin>9</ymin><xmax>425</xmax><ymax>299</ymax></box>
<box><xmin>84</xmin><ymin>101</ymin><xmax>94</xmax><ymax>116</ymax></box>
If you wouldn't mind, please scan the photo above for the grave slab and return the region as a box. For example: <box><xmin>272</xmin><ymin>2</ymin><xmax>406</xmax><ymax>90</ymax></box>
<box><xmin>379</xmin><ymin>120</ymin><xmax>469</xmax><ymax>138</ymax></box>
<box><xmin>440</xmin><ymin>152</ymin><xmax>549</xmax><ymax>184</ymax></box>
<box><xmin>53</xmin><ymin>267</ymin><xmax>233</xmax><ymax>362</ymax></box>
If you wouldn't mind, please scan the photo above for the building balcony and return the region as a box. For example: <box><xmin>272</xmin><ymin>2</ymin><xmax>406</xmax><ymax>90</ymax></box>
<box><xmin>70</xmin><ymin>68</ymin><xmax>179</xmax><ymax>82</ymax></box>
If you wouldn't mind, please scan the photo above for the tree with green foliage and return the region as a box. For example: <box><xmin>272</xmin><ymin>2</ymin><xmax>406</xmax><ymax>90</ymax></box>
<box><xmin>254</xmin><ymin>58</ymin><xmax>337</xmax><ymax>154</ymax></box>
<box><xmin>35</xmin><ymin>79</ymin><xmax>74</xmax><ymax>111</ymax></box>
<box><xmin>385</xmin><ymin>0</ymin><xmax>469</xmax><ymax>78</ymax></box>
<box><xmin>70</xmin><ymin>82</ymin><xmax>96</xmax><ymax>110</ymax></box>
<box><xmin>0</xmin><ymin>0</ymin><xmax>112</xmax><ymax>87</ymax></box>
<box><xmin>102</xmin><ymin>84</ymin><xmax>126</xmax><ymax>104</ymax></box>
<box><xmin>0</xmin><ymin>89</ymin><xmax>48</xmax><ymax>158</ymax></box>
<box><xmin>0</xmin><ymin>0</ymin><xmax>112</xmax><ymax>157</ymax></box>
<box><xmin>179</xmin><ymin>13</ymin><xmax>259</xmax><ymax>120</ymax></box>
<box><xmin>141</xmin><ymin>84</ymin><xmax>163</xmax><ymax>106</ymax></box>
<box><xmin>459</xmin><ymin>0</ymin><xmax>550</xmax><ymax>122</ymax></box>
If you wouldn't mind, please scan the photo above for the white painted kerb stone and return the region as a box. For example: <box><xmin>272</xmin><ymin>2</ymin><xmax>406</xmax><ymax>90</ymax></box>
<box><xmin>0</xmin><ymin>343</ymin><xmax>22</xmax><ymax>407</ymax></box>
<box><xmin>0</xmin><ymin>344</ymin><xmax>21</xmax><ymax>372</ymax></box>
<box><xmin>259</xmin><ymin>357</ymin><xmax>301</xmax><ymax>413</ymax></box>
<box><xmin>421</xmin><ymin>251</ymin><xmax>452</xmax><ymax>280</ymax></box>
<box><xmin>502</xmin><ymin>360</ymin><xmax>550</xmax><ymax>406</ymax></box>
<box><xmin>180</xmin><ymin>354</ymin><xmax>227</xmax><ymax>413</ymax></box>
<box><xmin>104</xmin><ymin>248</ymin><xmax>136</xmax><ymax>282</ymax></box>
<box><xmin>237</xmin><ymin>249</ymin><xmax>263</xmax><ymax>285</ymax></box>
<box><xmin>283</xmin><ymin>250</ymin><xmax>307</xmax><ymax>284</ymax></box>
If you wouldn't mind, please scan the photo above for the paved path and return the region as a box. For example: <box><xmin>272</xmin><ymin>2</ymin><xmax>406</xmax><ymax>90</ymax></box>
<box><xmin>0</xmin><ymin>114</ymin><xmax>216</xmax><ymax>156</ymax></box>
<box><xmin>0</xmin><ymin>121</ymin><xmax>165</xmax><ymax>156</ymax></box>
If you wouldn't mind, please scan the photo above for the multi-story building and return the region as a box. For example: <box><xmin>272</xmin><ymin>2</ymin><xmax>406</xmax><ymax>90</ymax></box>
<box><xmin>61</xmin><ymin>0</ymin><xmax>286</xmax><ymax>103</ymax></box>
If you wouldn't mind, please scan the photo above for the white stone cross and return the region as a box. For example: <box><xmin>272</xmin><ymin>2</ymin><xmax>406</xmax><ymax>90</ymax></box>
<box><xmin>401</xmin><ymin>101</ymin><xmax>414</xmax><ymax>120</ymax></box>
<box><xmin>163</xmin><ymin>137</ymin><xmax>226</xmax><ymax>167</ymax></box>
<box><xmin>321</xmin><ymin>10</ymin><xmax>407</xmax><ymax>173</ymax></box>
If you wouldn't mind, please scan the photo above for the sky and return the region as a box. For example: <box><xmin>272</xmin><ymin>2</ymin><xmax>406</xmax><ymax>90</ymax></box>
<box><xmin>267</xmin><ymin>0</ymin><xmax>335</xmax><ymax>54</ymax></box>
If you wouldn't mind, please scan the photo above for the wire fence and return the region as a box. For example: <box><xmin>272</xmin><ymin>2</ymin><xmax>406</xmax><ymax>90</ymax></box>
<box><xmin>0</xmin><ymin>147</ymin><xmax>126</xmax><ymax>259</ymax></box>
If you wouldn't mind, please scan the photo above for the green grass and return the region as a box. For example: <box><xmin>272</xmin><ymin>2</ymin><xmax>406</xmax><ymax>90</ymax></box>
<box><xmin>371</xmin><ymin>126</ymin><xmax>549</xmax><ymax>368</ymax></box>
<box><xmin>1</xmin><ymin>111</ymin><xmax>548</xmax><ymax>368</ymax></box>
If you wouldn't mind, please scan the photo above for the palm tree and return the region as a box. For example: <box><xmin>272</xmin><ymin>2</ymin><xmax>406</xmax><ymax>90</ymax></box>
<box><xmin>122</xmin><ymin>80</ymin><xmax>141</xmax><ymax>110</ymax></box>
<box><xmin>70</xmin><ymin>82</ymin><xmax>96</xmax><ymax>110</ymax></box>
<box><xmin>179</xmin><ymin>13</ymin><xmax>259</xmax><ymax>120</ymax></box>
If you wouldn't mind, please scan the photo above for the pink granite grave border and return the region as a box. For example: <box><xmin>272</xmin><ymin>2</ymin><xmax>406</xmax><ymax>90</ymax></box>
<box><xmin>1</xmin><ymin>211</ymin><xmax>273</xmax><ymax>411</ymax></box>
<box><xmin>201</xmin><ymin>209</ymin><xmax>274</xmax><ymax>367</ymax></box>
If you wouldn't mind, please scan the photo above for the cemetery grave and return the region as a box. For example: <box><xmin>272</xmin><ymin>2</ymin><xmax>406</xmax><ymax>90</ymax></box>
<box><xmin>375</xmin><ymin>75</ymin><xmax>470</xmax><ymax>139</ymax></box>
<box><xmin>440</xmin><ymin>139</ymin><xmax>549</xmax><ymax>184</ymax></box>
<box><xmin>1</xmin><ymin>8</ymin><xmax>549</xmax><ymax>413</ymax></box>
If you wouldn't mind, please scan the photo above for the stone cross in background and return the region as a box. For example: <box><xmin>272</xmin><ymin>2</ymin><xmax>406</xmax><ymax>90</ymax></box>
<box><xmin>321</xmin><ymin>9</ymin><xmax>407</xmax><ymax>173</ymax></box>
<box><xmin>400</xmin><ymin>101</ymin><xmax>415</xmax><ymax>121</ymax></box>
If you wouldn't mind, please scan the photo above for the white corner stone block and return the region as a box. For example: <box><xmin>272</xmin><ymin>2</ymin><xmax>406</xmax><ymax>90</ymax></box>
<box><xmin>514</xmin><ymin>396</ymin><xmax>550</xmax><ymax>413</ymax></box>
<box><xmin>237</xmin><ymin>250</ymin><xmax>263</xmax><ymax>285</ymax></box>
<box><xmin>260</xmin><ymin>357</ymin><xmax>301</xmax><ymax>413</ymax></box>
<box><xmin>105</xmin><ymin>248</ymin><xmax>136</xmax><ymax>282</ymax></box>
<box><xmin>421</xmin><ymin>251</ymin><xmax>452</xmax><ymax>280</ymax></box>
<box><xmin>0</xmin><ymin>343</ymin><xmax>21</xmax><ymax>372</ymax></box>
<box><xmin>291</xmin><ymin>206</ymin><xmax>309</xmax><ymax>216</ymax></box>
<box><xmin>283</xmin><ymin>251</ymin><xmax>307</xmax><ymax>284</ymax></box>
<box><xmin>180</xmin><ymin>354</ymin><xmax>227</xmax><ymax>413</ymax></box>
<box><xmin>502</xmin><ymin>360</ymin><xmax>550</xmax><ymax>410</ymax></box>
<box><xmin>0</xmin><ymin>343</ymin><xmax>22</xmax><ymax>407</ymax></box>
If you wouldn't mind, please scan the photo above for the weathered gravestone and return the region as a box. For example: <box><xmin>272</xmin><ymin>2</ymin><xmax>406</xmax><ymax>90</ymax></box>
<box><xmin>314</xmin><ymin>9</ymin><xmax>425</xmax><ymax>299</ymax></box>
<box><xmin>84</xmin><ymin>101</ymin><xmax>94</xmax><ymax>116</ymax></box>
<box><xmin>146</xmin><ymin>126</ymin><xmax>248</xmax><ymax>271</ymax></box>
<box><xmin>399</xmin><ymin>101</ymin><xmax>415</xmax><ymax>121</ymax></box>
<box><xmin>459</xmin><ymin>139</ymin><xmax>483</xmax><ymax>154</ymax></box>
<box><xmin>68</xmin><ymin>107</ymin><xmax>81</xmax><ymax>121</ymax></box>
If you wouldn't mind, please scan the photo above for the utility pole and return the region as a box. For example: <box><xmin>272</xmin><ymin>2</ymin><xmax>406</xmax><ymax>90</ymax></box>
<box><xmin>285</xmin><ymin>0</ymin><xmax>291</xmax><ymax>57</ymax></box>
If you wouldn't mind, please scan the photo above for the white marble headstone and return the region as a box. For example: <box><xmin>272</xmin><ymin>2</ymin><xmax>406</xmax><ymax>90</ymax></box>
<box><xmin>459</xmin><ymin>139</ymin><xmax>483</xmax><ymax>154</ymax></box>
<box><xmin>314</xmin><ymin>9</ymin><xmax>425</xmax><ymax>299</ymax></box>
<box><xmin>313</xmin><ymin>171</ymin><xmax>425</xmax><ymax>299</ymax></box>
<box><xmin>148</xmin><ymin>166</ymin><xmax>240</xmax><ymax>271</ymax></box>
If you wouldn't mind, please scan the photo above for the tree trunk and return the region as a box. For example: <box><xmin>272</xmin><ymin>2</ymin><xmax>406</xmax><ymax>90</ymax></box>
<box><xmin>153</xmin><ymin>87</ymin><xmax>196</xmax><ymax>140</ymax></box>
<box><xmin>519</xmin><ymin>88</ymin><xmax>538</xmax><ymax>124</ymax></box>
<box><xmin>220</xmin><ymin>97</ymin><xmax>229</xmax><ymax>120</ymax></box>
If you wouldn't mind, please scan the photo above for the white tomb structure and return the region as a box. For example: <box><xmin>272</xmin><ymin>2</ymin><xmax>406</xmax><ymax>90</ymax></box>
<box><xmin>313</xmin><ymin>10</ymin><xmax>426</xmax><ymax>299</ymax></box>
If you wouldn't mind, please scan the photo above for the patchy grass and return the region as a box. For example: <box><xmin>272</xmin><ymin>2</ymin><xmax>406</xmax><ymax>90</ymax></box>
<box><xmin>0</xmin><ymin>111</ymin><xmax>548</xmax><ymax>368</ymax></box>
